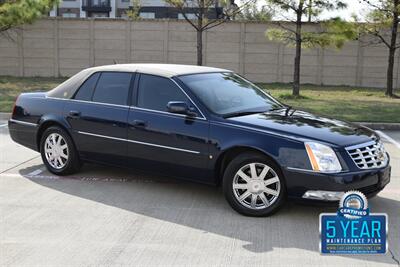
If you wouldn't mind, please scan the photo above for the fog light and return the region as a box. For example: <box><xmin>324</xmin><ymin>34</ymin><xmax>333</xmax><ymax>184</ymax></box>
<box><xmin>302</xmin><ymin>190</ymin><xmax>344</xmax><ymax>201</ymax></box>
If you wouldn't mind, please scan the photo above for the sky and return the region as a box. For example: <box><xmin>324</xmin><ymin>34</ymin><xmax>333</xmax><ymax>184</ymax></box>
<box><xmin>257</xmin><ymin>0</ymin><xmax>378</xmax><ymax>21</ymax></box>
<box><xmin>320</xmin><ymin>0</ymin><xmax>371</xmax><ymax>21</ymax></box>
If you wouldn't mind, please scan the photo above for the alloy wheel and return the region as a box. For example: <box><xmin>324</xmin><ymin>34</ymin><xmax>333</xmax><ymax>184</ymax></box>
<box><xmin>44</xmin><ymin>133</ymin><xmax>69</xmax><ymax>169</ymax></box>
<box><xmin>232</xmin><ymin>162</ymin><xmax>281</xmax><ymax>210</ymax></box>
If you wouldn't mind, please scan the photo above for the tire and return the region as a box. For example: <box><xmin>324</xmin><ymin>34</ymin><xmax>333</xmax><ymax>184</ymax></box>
<box><xmin>222</xmin><ymin>152</ymin><xmax>287</xmax><ymax>217</ymax></box>
<box><xmin>40</xmin><ymin>126</ymin><xmax>81</xmax><ymax>175</ymax></box>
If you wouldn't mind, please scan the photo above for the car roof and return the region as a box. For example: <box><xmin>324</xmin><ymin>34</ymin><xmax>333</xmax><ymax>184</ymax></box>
<box><xmin>47</xmin><ymin>63</ymin><xmax>232</xmax><ymax>99</ymax></box>
<box><xmin>86</xmin><ymin>63</ymin><xmax>231</xmax><ymax>78</ymax></box>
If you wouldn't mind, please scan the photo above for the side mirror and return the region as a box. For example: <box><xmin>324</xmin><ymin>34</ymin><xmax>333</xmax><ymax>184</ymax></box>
<box><xmin>167</xmin><ymin>101</ymin><xmax>197</xmax><ymax>117</ymax></box>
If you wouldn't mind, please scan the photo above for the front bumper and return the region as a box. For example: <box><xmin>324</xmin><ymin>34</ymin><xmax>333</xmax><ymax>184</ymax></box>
<box><xmin>283</xmin><ymin>164</ymin><xmax>391</xmax><ymax>201</ymax></box>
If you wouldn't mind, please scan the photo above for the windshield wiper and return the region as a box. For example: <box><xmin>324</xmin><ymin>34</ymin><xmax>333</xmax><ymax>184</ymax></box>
<box><xmin>223</xmin><ymin>110</ymin><xmax>266</xmax><ymax>119</ymax></box>
<box><xmin>284</xmin><ymin>105</ymin><xmax>296</xmax><ymax>116</ymax></box>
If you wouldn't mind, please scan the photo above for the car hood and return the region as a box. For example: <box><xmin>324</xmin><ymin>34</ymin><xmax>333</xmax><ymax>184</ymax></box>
<box><xmin>226</xmin><ymin>108</ymin><xmax>376</xmax><ymax>147</ymax></box>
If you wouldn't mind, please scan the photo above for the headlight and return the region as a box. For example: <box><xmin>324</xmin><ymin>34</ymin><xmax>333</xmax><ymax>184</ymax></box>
<box><xmin>305</xmin><ymin>142</ymin><xmax>342</xmax><ymax>173</ymax></box>
<box><xmin>376</xmin><ymin>141</ymin><xmax>389</xmax><ymax>163</ymax></box>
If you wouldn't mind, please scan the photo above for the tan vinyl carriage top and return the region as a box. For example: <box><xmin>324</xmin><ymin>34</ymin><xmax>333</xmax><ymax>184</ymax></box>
<box><xmin>47</xmin><ymin>64</ymin><xmax>231</xmax><ymax>99</ymax></box>
<box><xmin>85</xmin><ymin>64</ymin><xmax>231</xmax><ymax>78</ymax></box>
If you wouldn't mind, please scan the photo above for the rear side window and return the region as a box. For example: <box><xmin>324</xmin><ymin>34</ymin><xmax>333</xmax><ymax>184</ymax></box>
<box><xmin>74</xmin><ymin>72</ymin><xmax>100</xmax><ymax>101</ymax></box>
<box><xmin>137</xmin><ymin>74</ymin><xmax>188</xmax><ymax>112</ymax></box>
<box><xmin>92</xmin><ymin>72</ymin><xmax>132</xmax><ymax>105</ymax></box>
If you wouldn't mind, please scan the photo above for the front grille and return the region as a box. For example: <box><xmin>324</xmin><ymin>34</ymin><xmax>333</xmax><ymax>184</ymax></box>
<box><xmin>346</xmin><ymin>141</ymin><xmax>388</xmax><ymax>169</ymax></box>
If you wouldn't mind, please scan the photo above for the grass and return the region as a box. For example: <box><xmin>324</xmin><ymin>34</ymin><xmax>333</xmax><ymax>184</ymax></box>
<box><xmin>0</xmin><ymin>76</ymin><xmax>398</xmax><ymax>123</ymax></box>
<box><xmin>0</xmin><ymin>76</ymin><xmax>66</xmax><ymax>113</ymax></box>
<box><xmin>260</xmin><ymin>83</ymin><xmax>400</xmax><ymax>123</ymax></box>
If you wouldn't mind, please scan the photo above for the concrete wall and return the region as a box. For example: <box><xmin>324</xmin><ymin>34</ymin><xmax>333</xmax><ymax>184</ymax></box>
<box><xmin>0</xmin><ymin>18</ymin><xmax>397</xmax><ymax>88</ymax></box>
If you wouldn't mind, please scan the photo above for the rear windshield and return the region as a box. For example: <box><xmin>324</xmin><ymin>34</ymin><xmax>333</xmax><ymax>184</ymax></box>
<box><xmin>47</xmin><ymin>69</ymin><xmax>92</xmax><ymax>99</ymax></box>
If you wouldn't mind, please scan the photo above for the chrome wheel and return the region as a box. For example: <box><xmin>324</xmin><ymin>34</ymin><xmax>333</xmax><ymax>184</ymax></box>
<box><xmin>44</xmin><ymin>133</ymin><xmax>69</xmax><ymax>169</ymax></box>
<box><xmin>232</xmin><ymin>162</ymin><xmax>281</xmax><ymax>210</ymax></box>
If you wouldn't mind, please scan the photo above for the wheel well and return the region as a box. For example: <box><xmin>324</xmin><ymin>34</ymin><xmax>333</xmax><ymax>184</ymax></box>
<box><xmin>36</xmin><ymin>121</ymin><xmax>69</xmax><ymax>151</ymax></box>
<box><xmin>215</xmin><ymin>147</ymin><xmax>278</xmax><ymax>185</ymax></box>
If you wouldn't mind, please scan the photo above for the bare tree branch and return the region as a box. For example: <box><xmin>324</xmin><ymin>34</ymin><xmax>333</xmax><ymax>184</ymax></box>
<box><xmin>202</xmin><ymin>19</ymin><xmax>227</xmax><ymax>31</ymax></box>
<box><xmin>0</xmin><ymin>27</ymin><xmax>17</xmax><ymax>42</ymax></box>
<box><xmin>181</xmin><ymin>12</ymin><xmax>200</xmax><ymax>30</ymax></box>
<box><xmin>274</xmin><ymin>21</ymin><xmax>297</xmax><ymax>34</ymax></box>
<box><xmin>202</xmin><ymin>0</ymin><xmax>254</xmax><ymax>31</ymax></box>
<box><xmin>270</xmin><ymin>0</ymin><xmax>298</xmax><ymax>12</ymax></box>
<box><xmin>371</xmin><ymin>30</ymin><xmax>391</xmax><ymax>48</ymax></box>
<box><xmin>361</xmin><ymin>0</ymin><xmax>392</xmax><ymax>13</ymax></box>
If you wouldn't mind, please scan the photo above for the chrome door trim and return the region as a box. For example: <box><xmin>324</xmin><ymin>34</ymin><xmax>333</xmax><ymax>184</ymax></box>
<box><xmin>130</xmin><ymin>106</ymin><xmax>206</xmax><ymax>121</ymax></box>
<box><xmin>46</xmin><ymin>79</ymin><xmax>206</xmax><ymax>120</ymax></box>
<box><xmin>77</xmin><ymin>131</ymin><xmax>201</xmax><ymax>154</ymax></box>
<box><xmin>9</xmin><ymin>119</ymin><xmax>38</xmax><ymax>127</ymax></box>
<box><xmin>46</xmin><ymin>96</ymin><xmax>129</xmax><ymax>109</ymax></box>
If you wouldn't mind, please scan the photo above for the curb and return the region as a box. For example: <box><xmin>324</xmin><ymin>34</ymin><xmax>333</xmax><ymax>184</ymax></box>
<box><xmin>359</xmin><ymin>122</ymin><xmax>400</xmax><ymax>131</ymax></box>
<box><xmin>0</xmin><ymin>112</ymin><xmax>10</xmax><ymax>120</ymax></box>
<box><xmin>1</xmin><ymin>112</ymin><xmax>399</xmax><ymax>130</ymax></box>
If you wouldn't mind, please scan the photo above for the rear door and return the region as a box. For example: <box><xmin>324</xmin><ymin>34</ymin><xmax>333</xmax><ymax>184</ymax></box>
<box><xmin>65</xmin><ymin>71</ymin><xmax>134</xmax><ymax>166</ymax></box>
<box><xmin>127</xmin><ymin>74</ymin><xmax>211</xmax><ymax>183</ymax></box>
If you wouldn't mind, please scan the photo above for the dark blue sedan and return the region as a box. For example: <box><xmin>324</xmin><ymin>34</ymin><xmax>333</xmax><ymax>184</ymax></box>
<box><xmin>8</xmin><ymin>64</ymin><xmax>391</xmax><ymax>216</ymax></box>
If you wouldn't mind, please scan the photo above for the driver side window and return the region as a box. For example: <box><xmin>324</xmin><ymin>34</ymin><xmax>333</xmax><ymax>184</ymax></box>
<box><xmin>137</xmin><ymin>74</ymin><xmax>191</xmax><ymax>113</ymax></box>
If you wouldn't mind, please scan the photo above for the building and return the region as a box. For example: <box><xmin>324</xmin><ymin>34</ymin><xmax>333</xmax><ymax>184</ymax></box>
<box><xmin>49</xmin><ymin>0</ymin><xmax>124</xmax><ymax>18</ymax></box>
<box><xmin>49</xmin><ymin>0</ymin><xmax>223</xmax><ymax>19</ymax></box>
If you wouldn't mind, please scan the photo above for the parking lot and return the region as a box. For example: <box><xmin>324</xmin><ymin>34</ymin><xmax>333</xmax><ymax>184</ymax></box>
<box><xmin>1</xmin><ymin>120</ymin><xmax>399</xmax><ymax>266</ymax></box>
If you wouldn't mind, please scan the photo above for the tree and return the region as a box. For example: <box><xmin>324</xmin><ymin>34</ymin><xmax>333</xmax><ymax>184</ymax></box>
<box><xmin>266</xmin><ymin>0</ymin><xmax>355</xmax><ymax>96</ymax></box>
<box><xmin>165</xmin><ymin>0</ymin><xmax>252</xmax><ymax>65</ymax></box>
<box><xmin>359</xmin><ymin>0</ymin><xmax>400</xmax><ymax>97</ymax></box>
<box><xmin>236</xmin><ymin>1</ymin><xmax>274</xmax><ymax>21</ymax></box>
<box><xmin>305</xmin><ymin>0</ymin><xmax>323</xmax><ymax>22</ymax></box>
<box><xmin>126</xmin><ymin>0</ymin><xmax>141</xmax><ymax>20</ymax></box>
<box><xmin>0</xmin><ymin>0</ymin><xmax>58</xmax><ymax>33</ymax></box>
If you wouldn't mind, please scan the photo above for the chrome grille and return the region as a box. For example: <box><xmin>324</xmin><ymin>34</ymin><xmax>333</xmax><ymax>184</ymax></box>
<box><xmin>346</xmin><ymin>141</ymin><xmax>388</xmax><ymax>169</ymax></box>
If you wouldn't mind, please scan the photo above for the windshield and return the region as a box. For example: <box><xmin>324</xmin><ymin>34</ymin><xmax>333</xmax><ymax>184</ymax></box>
<box><xmin>179</xmin><ymin>72</ymin><xmax>283</xmax><ymax>117</ymax></box>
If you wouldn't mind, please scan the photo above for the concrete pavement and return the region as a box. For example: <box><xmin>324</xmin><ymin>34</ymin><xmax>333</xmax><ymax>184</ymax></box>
<box><xmin>1</xmin><ymin>121</ymin><xmax>399</xmax><ymax>266</ymax></box>
<box><xmin>383</xmin><ymin>131</ymin><xmax>400</xmax><ymax>144</ymax></box>
<box><xmin>0</xmin><ymin>121</ymin><xmax>38</xmax><ymax>173</ymax></box>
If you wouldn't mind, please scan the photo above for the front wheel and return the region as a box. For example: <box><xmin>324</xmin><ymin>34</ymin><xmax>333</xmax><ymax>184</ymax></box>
<box><xmin>223</xmin><ymin>152</ymin><xmax>286</xmax><ymax>217</ymax></box>
<box><xmin>40</xmin><ymin>126</ymin><xmax>81</xmax><ymax>175</ymax></box>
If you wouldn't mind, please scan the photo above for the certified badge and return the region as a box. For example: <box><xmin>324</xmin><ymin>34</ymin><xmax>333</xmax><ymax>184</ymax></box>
<box><xmin>338</xmin><ymin>191</ymin><xmax>369</xmax><ymax>219</ymax></box>
<box><xmin>320</xmin><ymin>191</ymin><xmax>388</xmax><ymax>254</ymax></box>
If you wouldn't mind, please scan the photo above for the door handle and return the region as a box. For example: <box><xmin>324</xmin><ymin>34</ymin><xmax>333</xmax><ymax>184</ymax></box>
<box><xmin>69</xmin><ymin>110</ymin><xmax>81</xmax><ymax>118</ymax></box>
<box><xmin>131</xmin><ymin>120</ymin><xmax>147</xmax><ymax>128</ymax></box>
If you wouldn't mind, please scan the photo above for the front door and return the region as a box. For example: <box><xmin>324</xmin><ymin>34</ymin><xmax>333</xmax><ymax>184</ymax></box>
<box><xmin>127</xmin><ymin>74</ymin><xmax>211</xmax><ymax>183</ymax></box>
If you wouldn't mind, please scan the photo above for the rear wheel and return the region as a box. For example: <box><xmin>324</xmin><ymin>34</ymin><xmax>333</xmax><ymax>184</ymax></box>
<box><xmin>223</xmin><ymin>152</ymin><xmax>286</xmax><ymax>216</ymax></box>
<box><xmin>40</xmin><ymin>126</ymin><xmax>81</xmax><ymax>175</ymax></box>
